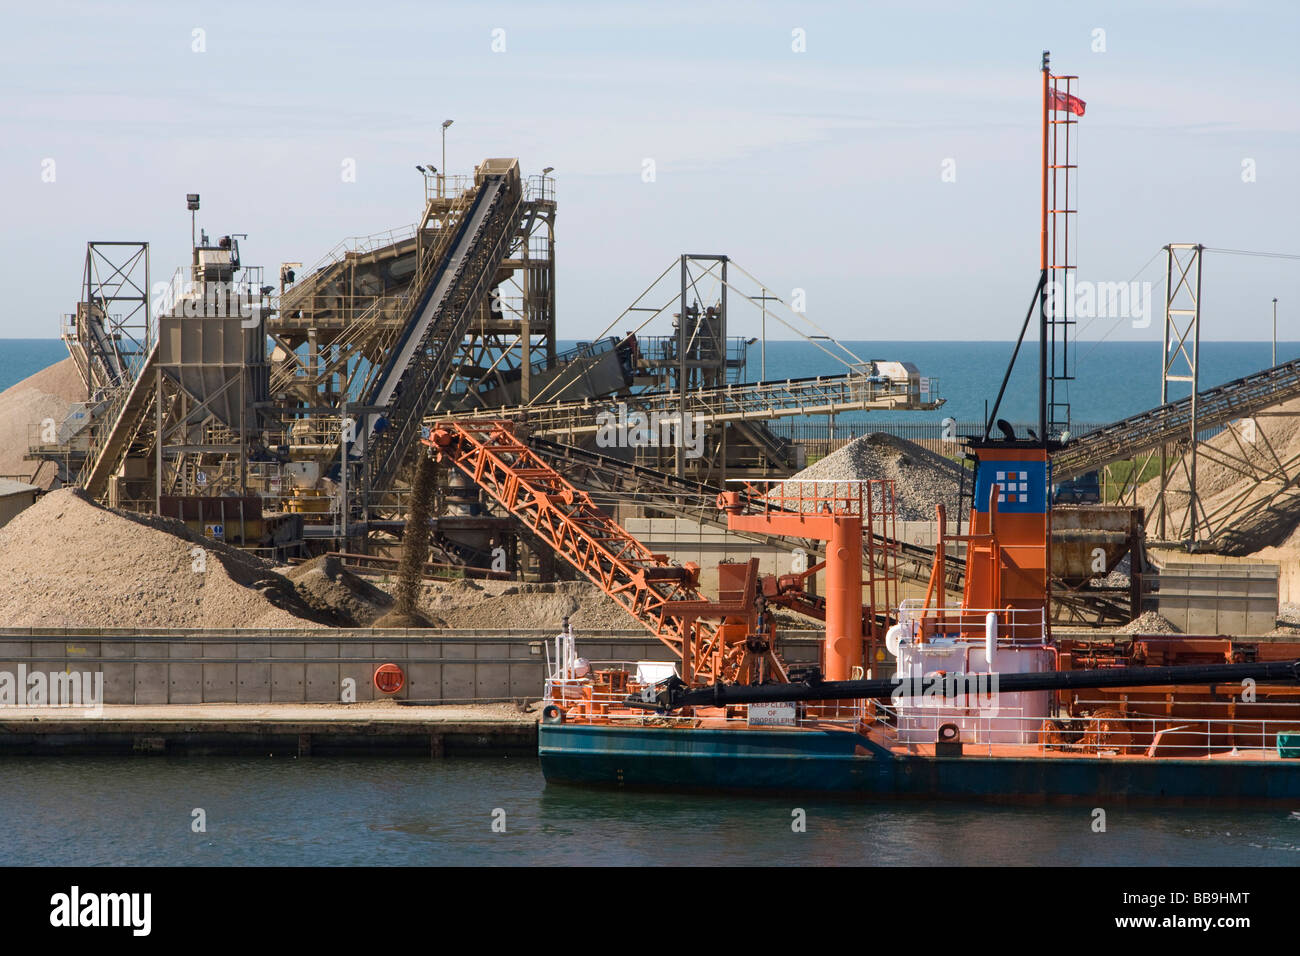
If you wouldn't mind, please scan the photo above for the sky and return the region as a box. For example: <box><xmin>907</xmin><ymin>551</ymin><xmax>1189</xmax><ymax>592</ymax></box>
<box><xmin>0</xmin><ymin>0</ymin><xmax>1297</xmax><ymax>343</ymax></box>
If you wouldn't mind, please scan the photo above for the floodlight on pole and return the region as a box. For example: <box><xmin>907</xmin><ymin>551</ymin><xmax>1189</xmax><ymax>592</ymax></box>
<box><xmin>441</xmin><ymin>119</ymin><xmax>454</xmax><ymax>197</ymax></box>
<box><xmin>187</xmin><ymin>193</ymin><xmax>200</xmax><ymax>282</ymax></box>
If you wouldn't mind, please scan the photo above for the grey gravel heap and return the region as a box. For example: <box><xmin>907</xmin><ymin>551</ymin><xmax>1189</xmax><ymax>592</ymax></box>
<box><xmin>1121</xmin><ymin>610</ymin><xmax>1180</xmax><ymax>634</ymax></box>
<box><xmin>773</xmin><ymin>432</ymin><xmax>964</xmax><ymax>522</ymax></box>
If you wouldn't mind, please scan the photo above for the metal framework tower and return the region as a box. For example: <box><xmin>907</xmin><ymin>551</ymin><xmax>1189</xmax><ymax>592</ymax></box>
<box><xmin>1156</xmin><ymin>243</ymin><xmax>1204</xmax><ymax>543</ymax></box>
<box><xmin>675</xmin><ymin>254</ymin><xmax>728</xmax><ymax>476</ymax></box>
<box><xmin>268</xmin><ymin>171</ymin><xmax>556</xmax><ymax>414</ymax></box>
<box><xmin>263</xmin><ymin>167</ymin><xmax>557</xmax><ymax>538</ymax></box>
<box><xmin>68</xmin><ymin>242</ymin><xmax>152</xmax><ymax>395</ymax></box>
<box><xmin>987</xmin><ymin>52</ymin><xmax>1083</xmax><ymax>447</ymax></box>
<box><xmin>444</xmin><ymin>174</ymin><xmax>557</xmax><ymax>407</ymax></box>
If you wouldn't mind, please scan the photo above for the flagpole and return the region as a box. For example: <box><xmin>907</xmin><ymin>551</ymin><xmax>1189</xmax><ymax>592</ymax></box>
<box><xmin>1039</xmin><ymin>50</ymin><xmax>1050</xmax><ymax>446</ymax></box>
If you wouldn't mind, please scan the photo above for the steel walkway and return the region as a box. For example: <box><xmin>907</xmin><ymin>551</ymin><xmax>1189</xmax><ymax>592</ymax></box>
<box><xmin>1054</xmin><ymin>357</ymin><xmax>1300</xmax><ymax>480</ymax></box>
<box><xmin>431</xmin><ymin>373</ymin><xmax>944</xmax><ymax>438</ymax></box>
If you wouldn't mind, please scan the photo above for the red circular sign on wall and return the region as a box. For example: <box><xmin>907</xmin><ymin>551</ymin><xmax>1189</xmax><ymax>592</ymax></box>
<box><xmin>374</xmin><ymin>663</ymin><xmax>405</xmax><ymax>694</ymax></box>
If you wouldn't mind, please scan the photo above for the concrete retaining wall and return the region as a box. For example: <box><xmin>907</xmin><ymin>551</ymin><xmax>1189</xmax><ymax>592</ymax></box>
<box><xmin>0</xmin><ymin>628</ymin><xmax>825</xmax><ymax>705</ymax></box>
<box><xmin>1158</xmin><ymin>562</ymin><xmax>1280</xmax><ymax>636</ymax></box>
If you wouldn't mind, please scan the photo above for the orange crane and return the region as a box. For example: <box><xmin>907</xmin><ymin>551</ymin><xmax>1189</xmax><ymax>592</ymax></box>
<box><xmin>422</xmin><ymin>421</ymin><xmax>786</xmax><ymax>685</ymax></box>
<box><xmin>423</xmin><ymin>421</ymin><xmax>900</xmax><ymax>688</ymax></box>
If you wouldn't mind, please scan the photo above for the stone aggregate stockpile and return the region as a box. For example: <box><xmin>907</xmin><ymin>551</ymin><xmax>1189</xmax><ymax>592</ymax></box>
<box><xmin>407</xmin><ymin>579</ymin><xmax>631</xmax><ymax>631</ymax></box>
<box><xmin>0</xmin><ymin>487</ymin><xmax>633</xmax><ymax>631</ymax></box>
<box><xmin>0</xmin><ymin>357</ymin><xmax>85</xmax><ymax>485</ymax></box>
<box><xmin>0</xmin><ymin>489</ymin><xmax>326</xmax><ymax>628</ymax></box>
<box><xmin>777</xmin><ymin>433</ymin><xmax>965</xmax><ymax>521</ymax></box>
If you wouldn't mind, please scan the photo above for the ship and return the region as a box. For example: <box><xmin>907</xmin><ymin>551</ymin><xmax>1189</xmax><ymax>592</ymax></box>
<box><xmin>420</xmin><ymin>53</ymin><xmax>1300</xmax><ymax>803</ymax></box>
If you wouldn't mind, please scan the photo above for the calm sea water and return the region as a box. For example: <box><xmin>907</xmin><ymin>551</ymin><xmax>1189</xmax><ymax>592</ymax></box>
<box><xmin>1</xmin><ymin>756</ymin><xmax>1297</xmax><ymax>866</ymax></box>
<box><xmin>6</xmin><ymin>338</ymin><xmax>1295</xmax><ymax>427</ymax></box>
<box><xmin>0</xmin><ymin>339</ymin><xmax>68</xmax><ymax>391</ymax></box>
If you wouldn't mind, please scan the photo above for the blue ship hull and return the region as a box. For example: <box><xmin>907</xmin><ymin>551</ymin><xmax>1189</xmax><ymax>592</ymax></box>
<box><xmin>539</xmin><ymin>723</ymin><xmax>1300</xmax><ymax>803</ymax></box>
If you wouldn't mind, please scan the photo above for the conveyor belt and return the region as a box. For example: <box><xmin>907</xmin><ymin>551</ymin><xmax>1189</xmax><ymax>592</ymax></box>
<box><xmin>79</xmin><ymin>340</ymin><xmax>159</xmax><ymax>498</ymax></box>
<box><xmin>366</xmin><ymin>168</ymin><xmax>523</xmax><ymax>489</ymax></box>
<box><xmin>1055</xmin><ymin>357</ymin><xmax>1300</xmax><ymax>480</ymax></box>
<box><xmin>529</xmin><ymin>437</ymin><xmax>957</xmax><ymax>588</ymax></box>
<box><xmin>430</xmin><ymin>372</ymin><xmax>943</xmax><ymax>438</ymax></box>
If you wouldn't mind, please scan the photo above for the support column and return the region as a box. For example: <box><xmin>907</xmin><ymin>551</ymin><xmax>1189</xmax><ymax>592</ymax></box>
<box><xmin>824</xmin><ymin>517</ymin><xmax>864</xmax><ymax>681</ymax></box>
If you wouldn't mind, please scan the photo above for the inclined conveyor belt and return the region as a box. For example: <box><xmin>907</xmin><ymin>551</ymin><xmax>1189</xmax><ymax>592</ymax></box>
<box><xmin>1055</xmin><ymin>357</ymin><xmax>1300</xmax><ymax>480</ymax></box>
<box><xmin>365</xmin><ymin>170</ymin><xmax>523</xmax><ymax>489</ymax></box>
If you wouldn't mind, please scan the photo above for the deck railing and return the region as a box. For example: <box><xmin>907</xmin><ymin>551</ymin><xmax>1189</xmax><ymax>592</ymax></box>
<box><xmin>540</xmin><ymin>661</ymin><xmax>1300</xmax><ymax>760</ymax></box>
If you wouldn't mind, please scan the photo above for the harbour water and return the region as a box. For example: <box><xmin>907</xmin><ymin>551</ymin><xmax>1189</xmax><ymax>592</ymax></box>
<box><xmin>1</xmin><ymin>756</ymin><xmax>1298</xmax><ymax>866</ymax></box>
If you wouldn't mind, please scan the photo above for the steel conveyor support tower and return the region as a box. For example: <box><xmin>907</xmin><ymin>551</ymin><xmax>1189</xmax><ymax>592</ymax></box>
<box><xmin>80</xmin><ymin>340</ymin><xmax>160</xmax><ymax>499</ymax></box>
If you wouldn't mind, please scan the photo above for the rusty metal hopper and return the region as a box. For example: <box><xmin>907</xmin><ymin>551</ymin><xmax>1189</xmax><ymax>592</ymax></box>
<box><xmin>1053</xmin><ymin>505</ymin><xmax>1136</xmax><ymax>586</ymax></box>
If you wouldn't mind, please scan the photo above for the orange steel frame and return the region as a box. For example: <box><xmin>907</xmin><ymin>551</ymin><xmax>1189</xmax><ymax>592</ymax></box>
<box><xmin>423</xmin><ymin>421</ymin><xmax>784</xmax><ymax>685</ymax></box>
<box><xmin>718</xmin><ymin>480</ymin><xmax>898</xmax><ymax>681</ymax></box>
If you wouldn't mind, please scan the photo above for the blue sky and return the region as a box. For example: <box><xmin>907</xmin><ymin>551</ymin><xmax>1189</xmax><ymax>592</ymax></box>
<box><xmin>1</xmin><ymin>0</ymin><xmax>1296</xmax><ymax>341</ymax></box>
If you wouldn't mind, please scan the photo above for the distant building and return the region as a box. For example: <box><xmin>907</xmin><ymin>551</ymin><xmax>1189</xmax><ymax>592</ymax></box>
<box><xmin>0</xmin><ymin>478</ymin><xmax>40</xmax><ymax>529</ymax></box>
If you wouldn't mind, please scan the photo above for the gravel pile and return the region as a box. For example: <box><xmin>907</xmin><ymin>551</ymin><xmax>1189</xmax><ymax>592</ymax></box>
<box><xmin>405</xmin><ymin>579</ymin><xmax>632</xmax><ymax>631</ymax></box>
<box><xmin>0</xmin><ymin>488</ymin><xmax>341</xmax><ymax>628</ymax></box>
<box><xmin>1278</xmin><ymin>602</ymin><xmax>1300</xmax><ymax>626</ymax></box>
<box><xmin>1090</xmin><ymin>553</ymin><xmax>1131</xmax><ymax>589</ymax></box>
<box><xmin>287</xmin><ymin>554</ymin><xmax>393</xmax><ymax>626</ymax></box>
<box><xmin>1120</xmin><ymin>610</ymin><xmax>1180</xmax><ymax>634</ymax></box>
<box><xmin>0</xmin><ymin>487</ymin><xmax>646</xmax><ymax>632</ymax></box>
<box><xmin>0</xmin><ymin>357</ymin><xmax>85</xmax><ymax>485</ymax></box>
<box><xmin>775</xmin><ymin>433</ymin><xmax>964</xmax><ymax>521</ymax></box>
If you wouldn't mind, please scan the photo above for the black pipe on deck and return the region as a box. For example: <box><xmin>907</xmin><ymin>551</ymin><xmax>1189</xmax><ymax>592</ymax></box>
<box><xmin>635</xmin><ymin>660</ymin><xmax>1300</xmax><ymax>712</ymax></box>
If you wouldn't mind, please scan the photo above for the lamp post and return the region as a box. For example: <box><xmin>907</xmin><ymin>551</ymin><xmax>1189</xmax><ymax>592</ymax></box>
<box><xmin>441</xmin><ymin>119</ymin><xmax>454</xmax><ymax>197</ymax></box>
<box><xmin>187</xmin><ymin>193</ymin><xmax>200</xmax><ymax>282</ymax></box>
<box><xmin>1274</xmin><ymin>297</ymin><xmax>1279</xmax><ymax>367</ymax></box>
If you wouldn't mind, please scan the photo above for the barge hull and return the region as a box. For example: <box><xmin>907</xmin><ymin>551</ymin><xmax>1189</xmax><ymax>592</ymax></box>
<box><xmin>539</xmin><ymin>724</ymin><xmax>1300</xmax><ymax>803</ymax></box>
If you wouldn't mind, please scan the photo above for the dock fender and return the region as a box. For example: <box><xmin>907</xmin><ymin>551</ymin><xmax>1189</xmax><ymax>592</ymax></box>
<box><xmin>541</xmin><ymin>704</ymin><xmax>566</xmax><ymax>725</ymax></box>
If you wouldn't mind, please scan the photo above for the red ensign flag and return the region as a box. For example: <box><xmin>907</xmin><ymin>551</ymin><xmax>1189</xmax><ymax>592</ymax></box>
<box><xmin>1049</xmin><ymin>88</ymin><xmax>1086</xmax><ymax>116</ymax></box>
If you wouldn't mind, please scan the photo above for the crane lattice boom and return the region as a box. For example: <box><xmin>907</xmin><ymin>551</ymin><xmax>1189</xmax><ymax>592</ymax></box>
<box><xmin>423</xmin><ymin>421</ymin><xmax>764</xmax><ymax>683</ymax></box>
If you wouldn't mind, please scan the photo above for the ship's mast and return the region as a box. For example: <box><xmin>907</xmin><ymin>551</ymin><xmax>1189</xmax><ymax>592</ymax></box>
<box><xmin>1039</xmin><ymin>50</ymin><xmax>1050</xmax><ymax>447</ymax></box>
